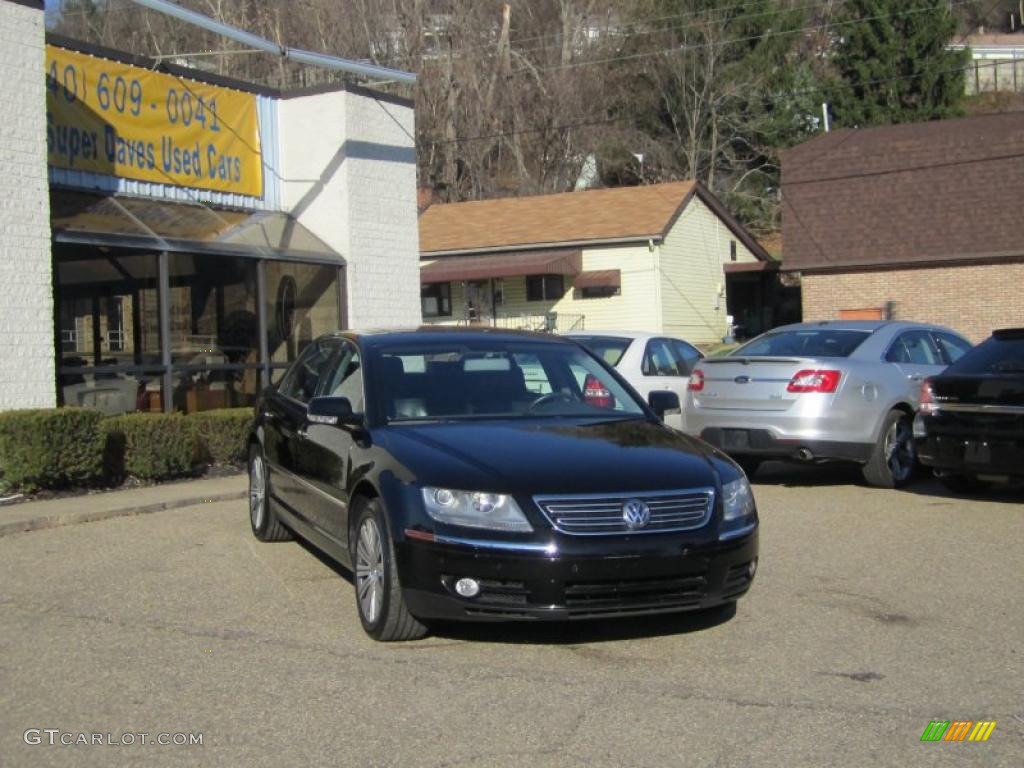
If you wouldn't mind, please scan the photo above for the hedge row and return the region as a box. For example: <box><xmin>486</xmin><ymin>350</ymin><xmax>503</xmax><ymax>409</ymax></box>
<box><xmin>0</xmin><ymin>407</ymin><xmax>254</xmax><ymax>493</ymax></box>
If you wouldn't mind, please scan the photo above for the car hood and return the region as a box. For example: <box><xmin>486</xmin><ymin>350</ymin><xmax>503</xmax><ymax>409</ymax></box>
<box><xmin>375</xmin><ymin>418</ymin><xmax>726</xmax><ymax>495</ymax></box>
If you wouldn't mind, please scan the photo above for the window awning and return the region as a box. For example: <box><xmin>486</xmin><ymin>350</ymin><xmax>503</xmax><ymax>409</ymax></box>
<box><xmin>421</xmin><ymin>249</ymin><xmax>581</xmax><ymax>284</ymax></box>
<box><xmin>50</xmin><ymin>190</ymin><xmax>341</xmax><ymax>262</ymax></box>
<box><xmin>573</xmin><ymin>269</ymin><xmax>621</xmax><ymax>289</ymax></box>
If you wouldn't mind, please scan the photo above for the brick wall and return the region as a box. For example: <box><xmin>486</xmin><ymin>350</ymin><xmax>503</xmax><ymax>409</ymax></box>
<box><xmin>801</xmin><ymin>262</ymin><xmax>1024</xmax><ymax>342</ymax></box>
<box><xmin>0</xmin><ymin>0</ymin><xmax>54</xmax><ymax>409</ymax></box>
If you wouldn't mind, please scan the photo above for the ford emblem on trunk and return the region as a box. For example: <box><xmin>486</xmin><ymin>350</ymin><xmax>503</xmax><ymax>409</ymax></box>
<box><xmin>735</xmin><ymin>375</ymin><xmax>751</xmax><ymax>384</ymax></box>
<box><xmin>622</xmin><ymin>499</ymin><xmax>651</xmax><ymax>529</ymax></box>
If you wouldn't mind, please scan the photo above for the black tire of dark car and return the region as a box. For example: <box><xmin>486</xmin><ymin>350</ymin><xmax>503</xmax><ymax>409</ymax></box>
<box><xmin>939</xmin><ymin>473</ymin><xmax>990</xmax><ymax>495</ymax></box>
<box><xmin>350</xmin><ymin>498</ymin><xmax>428</xmax><ymax>642</ymax></box>
<box><xmin>862</xmin><ymin>409</ymin><xmax>916</xmax><ymax>489</ymax></box>
<box><xmin>248</xmin><ymin>445</ymin><xmax>292</xmax><ymax>542</ymax></box>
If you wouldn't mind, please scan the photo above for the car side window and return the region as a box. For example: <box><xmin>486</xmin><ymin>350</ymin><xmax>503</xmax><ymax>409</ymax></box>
<box><xmin>643</xmin><ymin>339</ymin><xmax>686</xmax><ymax>377</ymax></box>
<box><xmin>279</xmin><ymin>342</ymin><xmax>336</xmax><ymax>404</ymax></box>
<box><xmin>671</xmin><ymin>340</ymin><xmax>702</xmax><ymax>376</ymax></box>
<box><xmin>324</xmin><ymin>344</ymin><xmax>365</xmax><ymax>412</ymax></box>
<box><xmin>933</xmin><ymin>332</ymin><xmax>972</xmax><ymax>365</ymax></box>
<box><xmin>885</xmin><ymin>331</ymin><xmax>943</xmax><ymax>366</ymax></box>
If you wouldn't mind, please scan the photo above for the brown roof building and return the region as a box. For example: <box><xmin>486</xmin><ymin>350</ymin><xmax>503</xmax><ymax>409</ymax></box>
<box><xmin>418</xmin><ymin>182</ymin><xmax>794</xmax><ymax>343</ymax></box>
<box><xmin>781</xmin><ymin>112</ymin><xmax>1024</xmax><ymax>341</ymax></box>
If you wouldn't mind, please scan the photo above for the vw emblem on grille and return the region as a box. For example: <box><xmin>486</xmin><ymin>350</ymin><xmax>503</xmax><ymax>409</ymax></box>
<box><xmin>621</xmin><ymin>499</ymin><xmax>651</xmax><ymax>529</ymax></box>
<box><xmin>734</xmin><ymin>375</ymin><xmax>750</xmax><ymax>384</ymax></box>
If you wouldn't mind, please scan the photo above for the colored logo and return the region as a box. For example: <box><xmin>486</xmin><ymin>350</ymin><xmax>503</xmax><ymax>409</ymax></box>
<box><xmin>621</xmin><ymin>499</ymin><xmax>651</xmax><ymax>529</ymax></box>
<box><xmin>920</xmin><ymin>720</ymin><xmax>996</xmax><ymax>742</ymax></box>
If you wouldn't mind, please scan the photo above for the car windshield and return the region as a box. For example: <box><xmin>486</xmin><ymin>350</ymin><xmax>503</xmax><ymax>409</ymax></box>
<box><xmin>946</xmin><ymin>333</ymin><xmax>1024</xmax><ymax>375</ymax></box>
<box><xmin>733</xmin><ymin>329</ymin><xmax>871</xmax><ymax>358</ymax></box>
<box><xmin>567</xmin><ymin>335</ymin><xmax>632</xmax><ymax>366</ymax></box>
<box><xmin>371</xmin><ymin>340</ymin><xmax>646</xmax><ymax>423</ymax></box>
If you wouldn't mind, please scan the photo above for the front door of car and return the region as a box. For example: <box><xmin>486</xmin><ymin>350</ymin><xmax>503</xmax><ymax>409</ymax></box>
<box><xmin>639</xmin><ymin>338</ymin><xmax>693</xmax><ymax>429</ymax></box>
<box><xmin>297</xmin><ymin>341</ymin><xmax>365</xmax><ymax>545</ymax></box>
<box><xmin>884</xmin><ymin>330</ymin><xmax>947</xmax><ymax>405</ymax></box>
<box><xmin>268</xmin><ymin>340</ymin><xmax>339</xmax><ymax>527</ymax></box>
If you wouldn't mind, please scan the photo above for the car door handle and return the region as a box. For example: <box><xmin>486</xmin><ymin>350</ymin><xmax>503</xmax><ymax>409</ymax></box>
<box><xmin>906</xmin><ymin>374</ymin><xmax>925</xmax><ymax>382</ymax></box>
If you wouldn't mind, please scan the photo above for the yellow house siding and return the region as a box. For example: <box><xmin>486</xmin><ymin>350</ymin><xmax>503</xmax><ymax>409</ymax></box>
<box><xmin>658</xmin><ymin>196</ymin><xmax>757</xmax><ymax>344</ymax></box>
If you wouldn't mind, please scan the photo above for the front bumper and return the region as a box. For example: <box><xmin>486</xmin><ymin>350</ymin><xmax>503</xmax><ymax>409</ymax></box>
<box><xmin>396</xmin><ymin>527</ymin><xmax>758</xmax><ymax>622</ymax></box>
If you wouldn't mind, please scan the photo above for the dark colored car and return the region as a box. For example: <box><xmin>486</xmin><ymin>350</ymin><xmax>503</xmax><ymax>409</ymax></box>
<box><xmin>915</xmin><ymin>328</ymin><xmax>1024</xmax><ymax>492</ymax></box>
<box><xmin>248</xmin><ymin>329</ymin><xmax>758</xmax><ymax>641</ymax></box>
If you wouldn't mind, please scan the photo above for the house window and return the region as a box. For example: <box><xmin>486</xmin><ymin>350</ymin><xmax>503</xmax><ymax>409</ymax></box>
<box><xmin>526</xmin><ymin>275</ymin><xmax>564</xmax><ymax>301</ymax></box>
<box><xmin>421</xmin><ymin>283</ymin><xmax>452</xmax><ymax>318</ymax></box>
<box><xmin>730</xmin><ymin>240</ymin><xmax>737</xmax><ymax>261</ymax></box>
<box><xmin>579</xmin><ymin>285</ymin><xmax>620</xmax><ymax>299</ymax></box>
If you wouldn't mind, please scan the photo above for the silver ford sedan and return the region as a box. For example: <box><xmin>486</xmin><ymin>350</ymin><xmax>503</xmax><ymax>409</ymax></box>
<box><xmin>683</xmin><ymin>321</ymin><xmax>972</xmax><ymax>487</ymax></box>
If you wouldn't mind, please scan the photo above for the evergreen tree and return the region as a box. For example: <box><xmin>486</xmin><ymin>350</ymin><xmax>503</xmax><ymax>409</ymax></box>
<box><xmin>829</xmin><ymin>0</ymin><xmax>969</xmax><ymax>127</ymax></box>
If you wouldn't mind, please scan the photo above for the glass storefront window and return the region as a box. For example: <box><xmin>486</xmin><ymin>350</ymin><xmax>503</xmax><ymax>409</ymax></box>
<box><xmin>168</xmin><ymin>254</ymin><xmax>259</xmax><ymax>366</ymax></box>
<box><xmin>55</xmin><ymin>245</ymin><xmax>343</xmax><ymax>413</ymax></box>
<box><xmin>56</xmin><ymin>252</ymin><xmax>161</xmax><ymax>368</ymax></box>
<box><xmin>265</xmin><ymin>261</ymin><xmax>340</xmax><ymax>364</ymax></box>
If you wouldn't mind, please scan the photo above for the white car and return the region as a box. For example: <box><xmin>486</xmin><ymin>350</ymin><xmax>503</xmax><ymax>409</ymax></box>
<box><xmin>564</xmin><ymin>331</ymin><xmax>703</xmax><ymax>429</ymax></box>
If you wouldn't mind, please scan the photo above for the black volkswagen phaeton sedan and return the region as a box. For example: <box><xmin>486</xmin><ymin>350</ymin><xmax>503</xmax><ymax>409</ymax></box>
<box><xmin>248</xmin><ymin>329</ymin><xmax>758</xmax><ymax>641</ymax></box>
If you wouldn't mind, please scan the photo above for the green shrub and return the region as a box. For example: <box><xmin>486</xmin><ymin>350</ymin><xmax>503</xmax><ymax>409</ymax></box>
<box><xmin>103</xmin><ymin>413</ymin><xmax>197</xmax><ymax>481</ymax></box>
<box><xmin>188</xmin><ymin>408</ymin><xmax>253</xmax><ymax>465</ymax></box>
<box><xmin>0</xmin><ymin>408</ymin><xmax>106</xmax><ymax>493</ymax></box>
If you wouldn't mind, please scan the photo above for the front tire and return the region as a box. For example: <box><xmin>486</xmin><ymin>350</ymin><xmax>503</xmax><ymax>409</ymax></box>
<box><xmin>351</xmin><ymin>499</ymin><xmax>427</xmax><ymax>642</ymax></box>
<box><xmin>249</xmin><ymin>445</ymin><xmax>291</xmax><ymax>542</ymax></box>
<box><xmin>862</xmin><ymin>410</ymin><xmax>917</xmax><ymax>488</ymax></box>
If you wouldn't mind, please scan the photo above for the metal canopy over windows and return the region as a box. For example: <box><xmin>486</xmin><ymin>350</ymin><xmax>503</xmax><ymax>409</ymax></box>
<box><xmin>50</xmin><ymin>190</ymin><xmax>339</xmax><ymax>262</ymax></box>
<box><xmin>573</xmin><ymin>269</ymin><xmax>621</xmax><ymax>289</ymax></box>
<box><xmin>420</xmin><ymin>249</ymin><xmax>581</xmax><ymax>284</ymax></box>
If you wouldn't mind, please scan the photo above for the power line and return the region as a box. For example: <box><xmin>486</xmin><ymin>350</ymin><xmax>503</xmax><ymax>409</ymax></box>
<box><xmin>426</xmin><ymin>53</ymin><xmax>1018</xmax><ymax>147</ymax></box>
<box><xmin>512</xmin><ymin>0</ymin><xmax>971</xmax><ymax>75</ymax></box>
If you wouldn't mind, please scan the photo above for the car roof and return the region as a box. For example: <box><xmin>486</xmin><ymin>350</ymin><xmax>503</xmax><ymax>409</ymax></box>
<box><xmin>323</xmin><ymin>326</ymin><xmax>575</xmax><ymax>348</ymax></box>
<box><xmin>564</xmin><ymin>330</ymin><xmax>662</xmax><ymax>342</ymax></box>
<box><xmin>766</xmin><ymin>320</ymin><xmax>948</xmax><ymax>334</ymax></box>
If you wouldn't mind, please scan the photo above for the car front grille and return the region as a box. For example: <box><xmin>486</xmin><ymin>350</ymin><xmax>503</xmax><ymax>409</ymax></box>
<box><xmin>563</xmin><ymin>575</ymin><xmax>708</xmax><ymax>615</ymax></box>
<box><xmin>533</xmin><ymin>489</ymin><xmax>714</xmax><ymax>535</ymax></box>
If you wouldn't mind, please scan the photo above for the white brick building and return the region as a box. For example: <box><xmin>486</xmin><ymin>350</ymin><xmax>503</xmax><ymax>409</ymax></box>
<box><xmin>0</xmin><ymin>1</ymin><xmax>420</xmax><ymax>414</ymax></box>
<box><xmin>0</xmin><ymin>0</ymin><xmax>54</xmax><ymax>408</ymax></box>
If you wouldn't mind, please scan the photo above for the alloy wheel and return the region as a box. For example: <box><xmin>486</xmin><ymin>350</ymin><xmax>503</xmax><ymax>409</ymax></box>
<box><xmin>355</xmin><ymin>518</ymin><xmax>385</xmax><ymax>625</ymax></box>
<box><xmin>249</xmin><ymin>454</ymin><xmax>266</xmax><ymax>530</ymax></box>
<box><xmin>884</xmin><ymin>418</ymin><xmax>915</xmax><ymax>483</ymax></box>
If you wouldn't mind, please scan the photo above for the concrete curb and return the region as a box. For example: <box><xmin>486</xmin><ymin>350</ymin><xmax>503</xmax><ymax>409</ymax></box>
<box><xmin>0</xmin><ymin>489</ymin><xmax>247</xmax><ymax>538</ymax></box>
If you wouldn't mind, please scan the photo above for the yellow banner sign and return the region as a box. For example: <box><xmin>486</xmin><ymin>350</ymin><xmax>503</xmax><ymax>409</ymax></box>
<box><xmin>46</xmin><ymin>45</ymin><xmax>263</xmax><ymax>197</ymax></box>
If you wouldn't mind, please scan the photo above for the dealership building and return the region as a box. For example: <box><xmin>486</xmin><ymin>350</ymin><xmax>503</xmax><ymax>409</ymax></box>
<box><xmin>0</xmin><ymin>0</ymin><xmax>420</xmax><ymax>413</ymax></box>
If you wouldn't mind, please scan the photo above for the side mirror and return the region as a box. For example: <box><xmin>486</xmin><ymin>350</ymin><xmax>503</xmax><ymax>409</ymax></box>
<box><xmin>307</xmin><ymin>396</ymin><xmax>361</xmax><ymax>426</ymax></box>
<box><xmin>648</xmin><ymin>390</ymin><xmax>681</xmax><ymax>421</ymax></box>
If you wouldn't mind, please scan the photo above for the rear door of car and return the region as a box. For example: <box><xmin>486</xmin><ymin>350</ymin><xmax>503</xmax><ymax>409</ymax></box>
<box><xmin>884</xmin><ymin>329</ymin><xmax>948</xmax><ymax>405</ymax></box>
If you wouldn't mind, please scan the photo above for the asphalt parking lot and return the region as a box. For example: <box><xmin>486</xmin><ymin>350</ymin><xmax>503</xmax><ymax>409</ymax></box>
<box><xmin>1</xmin><ymin>464</ymin><xmax>1022</xmax><ymax>767</ymax></box>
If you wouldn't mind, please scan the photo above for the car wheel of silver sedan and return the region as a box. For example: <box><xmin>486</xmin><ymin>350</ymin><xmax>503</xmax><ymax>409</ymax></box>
<box><xmin>862</xmin><ymin>410</ymin><xmax>916</xmax><ymax>489</ymax></box>
<box><xmin>351</xmin><ymin>498</ymin><xmax>427</xmax><ymax>642</ymax></box>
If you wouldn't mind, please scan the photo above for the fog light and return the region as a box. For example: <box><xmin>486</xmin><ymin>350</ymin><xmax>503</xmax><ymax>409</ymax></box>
<box><xmin>748</xmin><ymin>559</ymin><xmax>758</xmax><ymax>578</ymax></box>
<box><xmin>454</xmin><ymin>578</ymin><xmax>481</xmax><ymax>598</ymax></box>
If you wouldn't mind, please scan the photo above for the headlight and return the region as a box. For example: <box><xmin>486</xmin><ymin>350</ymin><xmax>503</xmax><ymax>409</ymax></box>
<box><xmin>421</xmin><ymin>487</ymin><xmax>533</xmax><ymax>533</ymax></box>
<box><xmin>722</xmin><ymin>477</ymin><xmax>755</xmax><ymax>522</ymax></box>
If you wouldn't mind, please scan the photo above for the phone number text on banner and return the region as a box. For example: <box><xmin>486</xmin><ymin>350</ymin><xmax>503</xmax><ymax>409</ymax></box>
<box><xmin>46</xmin><ymin>45</ymin><xmax>263</xmax><ymax>198</ymax></box>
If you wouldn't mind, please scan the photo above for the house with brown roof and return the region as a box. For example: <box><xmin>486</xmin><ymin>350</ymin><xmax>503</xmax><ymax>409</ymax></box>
<box><xmin>418</xmin><ymin>181</ymin><xmax>784</xmax><ymax>344</ymax></box>
<box><xmin>782</xmin><ymin>112</ymin><xmax>1024</xmax><ymax>341</ymax></box>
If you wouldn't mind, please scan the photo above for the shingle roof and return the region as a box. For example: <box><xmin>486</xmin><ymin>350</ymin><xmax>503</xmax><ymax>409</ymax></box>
<box><xmin>781</xmin><ymin>112</ymin><xmax>1024</xmax><ymax>271</ymax></box>
<box><xmin>419</xmin><ymin>182</ymin><xmax>697</xmax><ymax>254</ymax></box>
